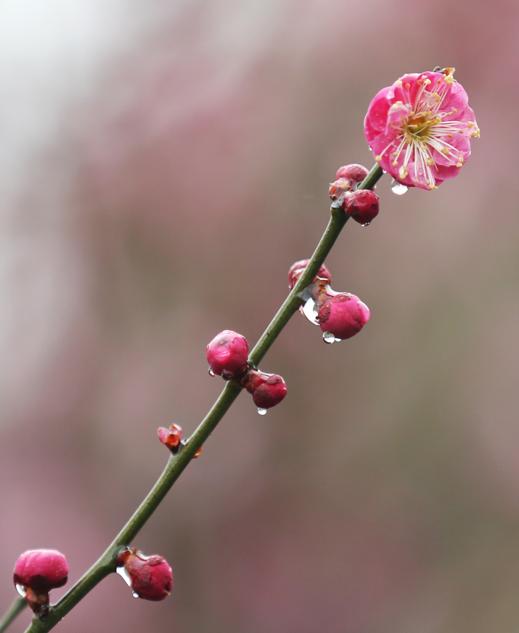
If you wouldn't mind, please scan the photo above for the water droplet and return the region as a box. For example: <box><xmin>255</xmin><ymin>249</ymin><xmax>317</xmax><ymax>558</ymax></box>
<box><xmin>15</xmin><ymin>584</ymin><xmax>26</xmax><ymax>598</ymax></box>
<box><xmin>116</xmin><ymin>566</ymin><xmax>132</xmax><ymax>587</ymax></box>
<box><xmin>300</xmin><ymin>297</ymin><xmax>320</xmax><ymax>325</ymax></box>
<box><xmin>322</xmin><ymin>331</ymin><xmax>341</xmax><ymax>344</ymax></box>
<box><xmin>257</xmin><ymin>408</ymin><xmax>267</xmax><ymax>416</ymax></box>
<box><xmin>361</xmin><ymin>222</ymin><xmax>371</xmax><ymax>228</ymax></box>
<box><xmin>331</xmin><ymin>196</ymin><xmax>344</xmax><ymax>209</ymax></box>
<box><xmin>391</xmin><ymin>182</ymin><xmax>408</xmax><ymax>196</ymax></box>
<box><xmin>132</xmin><ymin>591</ymin><xmax>140</xmax><ymax>599</ymax></box>
<box><xmin>208</xmin><ymin>367</ymin><xmax>215</xmax><ymax>377</ymax></box>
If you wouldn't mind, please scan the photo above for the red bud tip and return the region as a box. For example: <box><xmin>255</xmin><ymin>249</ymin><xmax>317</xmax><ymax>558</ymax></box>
<box><xmin>157</xmin><ymin>423</ymin><xmax>183</xmax><ymax>450</ymax></box>
<box><xmin>318</xmin><ymin>292</ymin><xmax>370</xmax><ymax>340</ymax></box>
<box><xmin>13</xmin><ymin>549</ymin><xmax>69</xmax><ymax>594</ymax></box>
<box><xmin>288</xmin><ymin>259</ymin><xmax>332</xmax><ymax>290</ymax></box>
<box><xmin>342</xmin><ymin>189</ymin><xmax>380</xmax><ymax>225</ymax></box>
<box><xmin>206</xmin><ymin>330</ymin><xmax>249</xmax><ymax>379</ymax></box>
<box><xmin>335</xmin><ymin>163</ymin><xmax>369</xmax><ymax>185</ymax></box>
<box><xmin>122</xmin><ymin>550</ymin><xmax>173</xmax><ymax>601</ymax></box>
<box><xmin>244</xmin><ymin>371</ymin><xmax>288</xmax><ymax>409</ymax></box>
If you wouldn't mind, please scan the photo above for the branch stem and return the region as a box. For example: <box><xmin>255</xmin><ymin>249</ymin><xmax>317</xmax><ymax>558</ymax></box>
<box><xmin>0</xmin><ymin>597</ymin><xmax>26</xmax><ymax>633</ymax></box>
<box><xmin>21</xmin><ymin>163</ymin><xmax>383</xmax><ymax>633</ymax></box>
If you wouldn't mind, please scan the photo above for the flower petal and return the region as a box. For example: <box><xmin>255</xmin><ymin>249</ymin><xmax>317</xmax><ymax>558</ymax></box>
<box><xmin>363</xmin><ymin>69</ymin><xmax>479</xmax><ymax>190</ymax></box>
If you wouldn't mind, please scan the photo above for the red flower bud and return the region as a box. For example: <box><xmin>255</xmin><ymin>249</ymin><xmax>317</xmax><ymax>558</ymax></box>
<box><xmin>206</xmin><ymin>330</ymin><xmax>249</xmax><ymax>379</ymax></box>
<box><xmin>243</xmin><ymin>370</ymin><xmax>287</xmax><ymax>411</ymax></box>
<box><xmin>342</xmin><ymin>189</ymin><xmax>380</xmax><ymax>225</ymax></box>
<box><xmin>318</xmin><ymin>292</ymin><xmax>370</xmax><ymax>341</ymax></box>
<box><xmin>157</xmin><ymin>423</ymin><xmax>183</xmax><ymax>450</ymax></box>
<box><xmin>288</xmin><ymin>259</ymin><xmax>332</xmax><ymax>290</ymax></box>
<box><xmin>121</xmin><ymin>550</ymin><xmax>173</xmax><ymax>601</ymax></box>
<box><xmin>335</xmin><ymin>163</ymin><xmax>369</xmax><ymax>186</ymax></box>
<box><xmin>13</xmin><ymin>549</ymin><xmax>69</xmax><ymax>594</ymax></box>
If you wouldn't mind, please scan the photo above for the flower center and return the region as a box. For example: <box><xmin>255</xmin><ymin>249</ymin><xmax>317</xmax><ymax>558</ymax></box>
<box><xmin>403</xmin><ymin>111</ymin><xmax>439</xmax><ymax>143</ymax></box>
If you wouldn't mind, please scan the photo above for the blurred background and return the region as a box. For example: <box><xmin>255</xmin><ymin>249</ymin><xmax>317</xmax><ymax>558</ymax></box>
<box><xmin>0</xmin><ymin>1</ymin><xmax>518</xmax><ymax>632</ymax></box>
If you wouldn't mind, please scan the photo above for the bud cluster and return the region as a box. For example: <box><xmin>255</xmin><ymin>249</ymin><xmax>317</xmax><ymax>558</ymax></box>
<box><xmin>207</xmin><ymin>330</ymin><xmax>287</xmax><ymax>414</ymax></box>
<box><xmin>288</xmin><ymin>258</ymin><xmax>370</xmax><ymax>343</ymax></box>
<box><xmin>329</xmin><ymin>163</ymin><xmax>380</xmax><ymax>226</ymax></box>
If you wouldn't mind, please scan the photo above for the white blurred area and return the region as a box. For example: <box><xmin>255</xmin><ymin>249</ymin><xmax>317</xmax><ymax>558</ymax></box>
<box><xmin>0</xmin><ymin>1</ymin><xmax>141</xmax><ymax>426</ymax></box>
<box><xmin>0</xmin><ymin>0</ymin><xmax>327</xmax><ymax>428</ymax></box>
<box><xmin>0</xmin><ymin>0</ymin><xmax>273</xmax><ymax>427</ymax></box>
<box><xmin>0</xmin><ymin>1</ymin><xmax>144</xmax><ymax>194</ymax></box>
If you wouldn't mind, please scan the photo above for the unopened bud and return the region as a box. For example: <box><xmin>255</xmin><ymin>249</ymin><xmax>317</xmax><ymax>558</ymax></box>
<box><xmin>206</xmin><ymin>330</ymin><xmax>249</xmax><ymax>379</ymax></box>
<box><xmin>243</xmin><ymin>369</ymin><xmax>288</xmax><ymax>410</ymax></box>
<box><xmin>342</xmin><ymin>189</ymin><xmax>380</xmax><ymax>225</ymax></box>
<box><xmin>13</xmin><ymin>549</ymin><xmax>69</xmax><ymax>614</ymax></box>
<box><xmin>157</xmin><ymin>423</ymin><xmax>183</xmax><ymax>451</ymax></box>
<box><xmin>118</xmin><ymin>549</ymin><xmax>173</xmax><ymax>602</ymax></box>
<box><xmin>318</xmin><ymin>292</ymin><xmax>370</xmax><ymax>340</ymax></box>
<box><xmin>288</xmin><ymin>259</ymin><xmax>332</xmax><ymax>290</ymax></box>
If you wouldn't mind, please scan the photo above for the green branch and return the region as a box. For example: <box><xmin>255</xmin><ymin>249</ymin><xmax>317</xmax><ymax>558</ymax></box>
<box><xmin>17</xmin><ymin>164</ymin><xmax>384</xmax><ymax>633</ymax></box>
<box><xmin>0</xmin><ymin>597</ymin><xmax>26</xmax><ymax>633</ymax></box>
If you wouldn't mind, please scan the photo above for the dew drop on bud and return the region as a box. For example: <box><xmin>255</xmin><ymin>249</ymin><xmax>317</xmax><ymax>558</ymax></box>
<box><xmin>116</xmin><ymin>566</ymin><xmax>132</xmax><ymax>587</ymax></box>
<box><xmin>391</xmin><ymin>182</ymin><xmax>408</xmax><ymax>195</ymax></box>
<box><xmin>323</xmin><ymin>331</ymin><xmax>341</xmax><ymax>344</ymax></box>
<box><xmin>301</xmin><ymin>297</ymin><xmax>320</xmax><ymax>325</ymax></box>
<box><xmin>15</xmin><ymin>584</ymin><xmax>26</xmax><ymax>598</ymax></box>
<box><xmin>361</xmin><ymin>222</ymin><xmax>371</xmax><ymax>228</ymax></box>
<box><xmin>208</xmin><ymin>367</ymin><xmax>215</xmax><ymax>377</ymax></box>
<box><xmin>257</xmin><ymin>408</ymin><xmax>268</xmax><ymax>416</ymax></box>
<box><xmin>132</xmin><ymin>591</ymin><xmax>139</xmax><ymax>599</ymax></box>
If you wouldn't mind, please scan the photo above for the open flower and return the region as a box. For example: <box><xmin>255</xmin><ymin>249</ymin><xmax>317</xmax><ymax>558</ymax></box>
<box><xmin>364</xmin><ymin>68</ymin><xmax>479</xmax><ymax>190</ymax></box>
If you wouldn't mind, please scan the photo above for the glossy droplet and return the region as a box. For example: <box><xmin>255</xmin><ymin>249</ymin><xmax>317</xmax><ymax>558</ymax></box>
<box><xmin>208</xmin><ymin>367</ymin><xmax>215</xmax><ymax>377</ymax></box>
<box><xmin>322</xmin><ymin>331</ymin><xmax>341</xmax><ymax>344</ymax></box>
<box><xmin>257</xmin><ymin>407</ymin><xmax>267</xmax><ymax>416</ymax></box>
<box><xmin>116</xmin><ymin>566</ymin><xmax>132</xmax><ymax>587</ymax></box>
<box><xmin>391</xmin><ymin>182</ymin><xmax>408</xmax><ymax>196</ymax></box>
<box><xmin>361</xmin><ymin>222</ymin><xmax>371</xmax><ymax>227</ymax></box>
<box><xmin>132</xmin><ymin>591</ymin><xmax>139</xmax><ymax>599</ymax></box>
<box><xmin>15</xmin><ymin>584</ymin><xmax>26</xmax><ymax>598</ymax></box>
<box><xmin>301</xmin><ymin>297</ymin><xmax>320</xmax><ymax>325</ymax></box>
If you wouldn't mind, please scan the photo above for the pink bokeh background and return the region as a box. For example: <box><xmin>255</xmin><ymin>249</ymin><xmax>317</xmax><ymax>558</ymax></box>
<box><xmin>1</xmin><ymin>2</ymin><xmax>518</xmax><ymax>632</ymax></box>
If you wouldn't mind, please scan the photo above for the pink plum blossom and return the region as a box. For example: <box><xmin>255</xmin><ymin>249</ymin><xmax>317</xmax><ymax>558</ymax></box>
<box><xmin>364</xmin><ymin>68</ymin><xmax>479</xmax><ymax>190</ymax></box>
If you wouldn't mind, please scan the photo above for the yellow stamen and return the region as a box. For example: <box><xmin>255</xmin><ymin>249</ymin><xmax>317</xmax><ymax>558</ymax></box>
<box><xmin>441</xmin><ymin>67</ymin><xmax>456</xmax><ymax>84</ymax></box>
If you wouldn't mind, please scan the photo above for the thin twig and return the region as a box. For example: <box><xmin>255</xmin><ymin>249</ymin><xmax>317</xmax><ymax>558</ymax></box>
<box><xmin>0</xmin><ymin>597</ymin><xmax>26</xmax><ymax>633</ymax></box>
